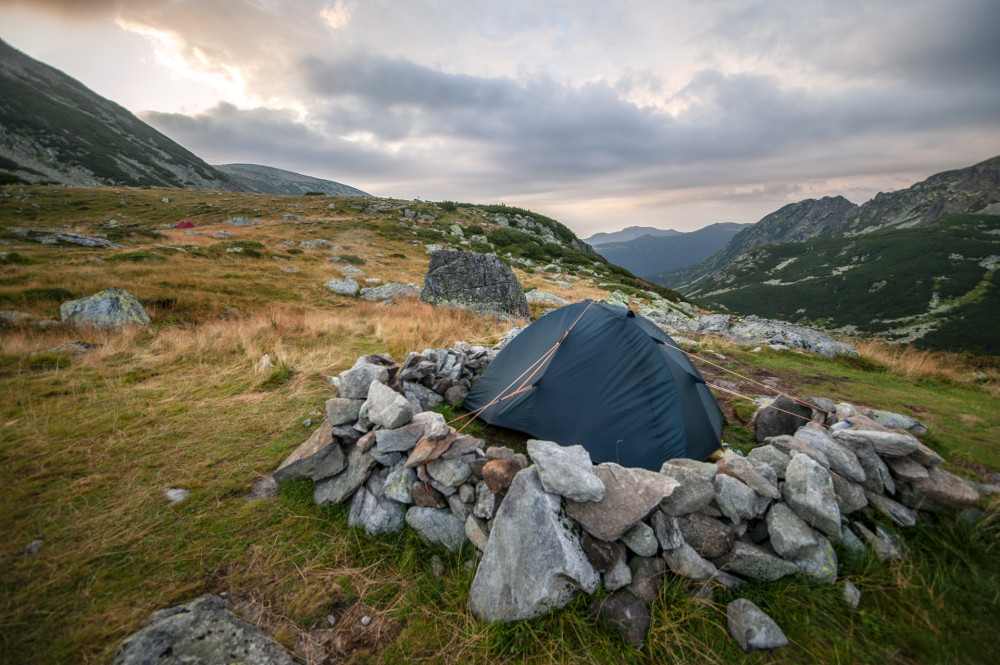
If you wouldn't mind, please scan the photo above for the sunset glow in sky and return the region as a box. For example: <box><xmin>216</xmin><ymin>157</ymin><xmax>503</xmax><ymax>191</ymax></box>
<box><xmin>2</xmin><ymin>0</ymin><xmax>998</xmax><ymax>236</ymax></box>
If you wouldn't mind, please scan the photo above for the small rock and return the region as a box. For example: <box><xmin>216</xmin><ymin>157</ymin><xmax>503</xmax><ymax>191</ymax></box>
<box><xmin>590</xmin><ymin>590</ymin><xmax>650</xmax><ymax>647</ymax></box>
<box><xmin>727</xmin><ymin>599</ymin><xmax>788</xmax><ymax>652</ymax></box>
<box><xmin>25</xmin><ymin>539</ymin><xmax>43</xmax><ymax>555</ymax></box>
<box><xmin>164</xmin><ymin>488</ymin><xmax>189</xmax><ymax>504</ymax></box>
<box><xmin>842</xmin><ymin>580</ymin><xmax>861</xmax><ymax>608</ymax></box>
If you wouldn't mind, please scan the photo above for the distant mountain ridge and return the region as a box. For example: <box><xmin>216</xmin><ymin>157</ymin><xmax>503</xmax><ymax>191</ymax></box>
<box><xmin>0</xmin><ymin>39</ymin><xmax>244</xmax><ymax>191</ymax></box>
<box><xmin>584</xmin><ymin>226</ymin><xmax>681</xmax><ymax>245</ymax></box>
<box><xmin>214</xmin><ymin>163</ymin><xmax>371</xmax><ymax>197</ymax></box>
<box><xmin>655</xmin><ymin>156</ymin><xmax>1000</xmax><ymax>291</ymax></box>
<box><xmin>595</xmin><ymin>222</ymin><xmax>750</xmax><ymax>278</ymax></box>
<box><xmin>653</xmin><ymin>197</ymin><xmax>857</xmax><ymax>288</ymax></box>
<box><xmin>651</xmin><ymin>155</ymin><xmax>1000</xmax><ymax>352</ymax></box>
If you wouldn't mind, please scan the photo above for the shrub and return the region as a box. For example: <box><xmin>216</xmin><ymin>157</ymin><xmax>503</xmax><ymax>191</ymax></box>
<box><xmin>106</xmin><ymin>251</ymin><xmax>167</xmax><ymax>263</ymax></box>
<box><xmin>0</xmin><ymin>252</ymin><xmax>32</xmax><ymax>265</ymax></box>
<box><xmin>337</xmin><ymin>254</ymin><xmax>366</xmax><ymax>265</ymax></box>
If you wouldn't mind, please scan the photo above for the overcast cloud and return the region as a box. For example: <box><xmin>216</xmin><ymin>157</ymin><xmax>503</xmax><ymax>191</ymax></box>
<box><xmin>1</xmin><ymin>0</ymin><xmax>998</xmax><ymax>234</ymax></box>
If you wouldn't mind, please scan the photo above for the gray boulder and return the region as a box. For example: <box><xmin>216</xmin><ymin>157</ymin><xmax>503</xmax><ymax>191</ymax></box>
<box><xmin>909</xmin><ymin>466</ymin><xmax>980</xmax><ymax>514</ymax></box>
<box><xmin>794</xmin><ymin>423</ymin><xmax>866</xmax><ymax>483</ymax></box>
<box><xmin>419</xmin><ymin>251</ymin><xmax>529</xmax><ymax>318</ymax></box>
<box><xmin>621</xmin><ymin>522</ymin><xmax>659</xmax><ymax>557</ymax></box>
<box><xmin>473</xmin><ymin>481</ymin><xmax>496</xmax><ymax>519</ymax></box>
<box><xmin>60</xmin><ymin>287</ymin><xmax>150</xmax><ymax>328</ymax></box>
<box><xmin>469</xmin><ymin>467</ymin><xmax>599</xmax><ymax>621</ymax></box>
<box><xmin>590</xmin><ymin>590</ymin><xmax>650</xmax><ymax>647</ymax></box>
<box><xmin>338</xmin><ymin>363</ymin><xmax>389</xmax><ymax>399</ymax></box>
<box><xmin>313</xmin><ymin>439</ymin><xmax>376</xmax><ymax>506</ymax></box>
<box><xmin>783</xmin><ymin>454</ymin><xmax>842</xmax><ymax>541</ymax></box>
<box><xmin>273</xmin><ymin>421</ymin><xmax>346</xmax><ymax>484</ymax></box>
<box><xmin>565</xmin><ymin>463</ymin><xmax>679</xmax><ymax>542</ymax></box>
<box><xmin>865</xmin><ymin>491</ymin><xmax>917</xmax><ymax>527</ymax></box>
<box><xmin>382</xmin><ymin>464</ymin><xmax>416</xmax><ymax>504</ymax></box>
<box><xmin>349</xmin><ymin>468</ymin><xmax>406</xmax><ymax>535</ymax></box>
<box><xmin>832</xmin><ymin>428</ymin><xmax>920</xmax><ymax>458</ymax></box>
<box><xmin>663</xmin><ymin>541</ymin><xmax>718</xmax><ymax>581</ymax></box>
<box><xmin>364</xmin><ymin>381</ymin><xmax>413</xmax><ymax>429</ymax></box>
<box><xmin>405</xmin><ymin>507</ymin><xmax>466</xmax><ymax>550</ymax></box>
<box><xmin>324</xmin><ymin>276</ymin><xmax>359</xmax><ymax>296</ymax></box>
<box><xmin>659</xmin><ymin>462</ymin><xmax>716</xmax><ymax>515</ymax></box>
<box><xmin>754</xmin><ymin>395</ymin><xmax>813</xmax><ymax>442</ymax></box>
<box><xmin>834</xmin><ymin>434</ymin><xmax>887</xmax><ymax>494</ymax></box>
<box><xmin>885</xmin><ymin>456</ymin><xmax>930</xmax><ymax>483</ymax></box>
<box><xmin>768</xmin><ymin>435</ymin><xmax>831</xmax><ymax>469</ymax></box>
<box><xmin>325</xmin><ymin>397</ymin><xmax>365</xmax><ymax>426</ymax></box>
<box><xmin>865</xmin><ymin>408</ymin><xmax>928</xmax><ymax>436</ymax></box>
<box><xmin>375</xmin><ymin>421</ymin><xmax>424</xmax><ymax>453</ymax></box>
<box><xmin>403</xmin><ymin>381</ymin><xmax>444</xmax><ymax>411</ymax></box>
<box><xmin>465</xmin><ymin>515</ymin><xmax>490</xmax><ymax>551</ymax></box>
<box><xmin>525</xmin><ymin>290</ymin><xmax>568</xmax><ymax>307</ymax></box>
<box><xmin>626</xmin><ymin>557</ymin><xmax>666</xmax><ymax>605</ymax></box>
<box><xmin>426</xmin><ymin>456</ymin><xmax>473</xmax><ymax>487</ymax></box>
<box><xmin>713</xmin><ymin>541</ymin><xmax>799</xmax><ymax>581</ymax></box>
<box><xmin>727</xmin><ymin>598</ymin><xmax>788</xmax><ymax>652</ymax></box>
<box><xmin>829</xmin><ymin>471</ymin><xmax>869</xmax><ymax>514</ymax></box>
<box><xmin>765</xmin><ymin>502</ymin><xmax>818</xmax><ymax>559</ymax></box>
<box><xmin>713</xmin><ymin>474</ymin><xmax>762</xmax><ymax>522</ymax></box>
<box><xmin>526</xmin><ymin>439</ymin><xmax>605</xmax><ymax>502</ymax></box>
<box><xmin>112</xmin><ymin>594</ymin><xmax>297</xmax><ymax>665</ymax></box>
<box><xmin>793</xmin><ymin>536</ymin><xmax>838</xmax><ymax>584</ymax></box>
<box><xmin>677</xmin><ymin>513</ymin><xmax>735</xmax><ymax>559</ymax></box>
<box><xmin>359</xmin><ymin>282</ymin><xmax>422</xmax><ymax>301</ymax></box>
<box><xmin>717</xmin><ymin>451</ymin><xmax>780</xmax><ymax>499</ymax></box>
<box><xmin>746</xmin><ymin>445</ymin><xmax>791</xmax><ymax>478</ymax></box>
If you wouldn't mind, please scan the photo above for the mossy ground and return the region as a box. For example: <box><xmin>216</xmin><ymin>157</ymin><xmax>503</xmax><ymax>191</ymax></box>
<box><xmin>1</xmin><ymin>186</ymin><xmax>999</xmax><ymax>664</ymax></box>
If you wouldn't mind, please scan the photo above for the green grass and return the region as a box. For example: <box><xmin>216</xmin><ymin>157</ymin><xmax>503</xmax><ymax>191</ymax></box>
<box><xmin>106</xmin><ymin>251</ymin><xmax>167</xmax><ymax>263</ymax></box>
<box><xmin>692</xmin><ymin>214</ymin><xmax>1000</xmax><ymax>353</ymax></box>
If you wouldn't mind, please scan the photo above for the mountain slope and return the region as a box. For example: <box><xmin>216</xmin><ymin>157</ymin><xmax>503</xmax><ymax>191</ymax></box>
<box><xmin>594</xmin><ymin>222</ymin><xmax>749</xmax><ymax>278</ymax></box>
<box><xmin>584</xmin><ymin>226</ymin><xmax>681</xmax><ymax>245</ymax></box>
<box><xmin>0</xmin><ymin>39</ymin><xmax>245</xmax><ymax>191</ymax></box>
<box><xmin>686</xmin><ymin>213</ymin><xmax>1000</xmax><ymax>352</ymax></box>
<box><xmin>652</xmin><ymin>196</ymin><xmax>858</xmax><ymax>288</ymax></box>
<box><xmin>215</xmin><ymin>163</ymin><xmax>371</xmax><ymax>197</ymax></box>
<box><xmin>840</xmin><ymin>155</ymin><xmax>1000</xmax><ymax>235</ymax></box>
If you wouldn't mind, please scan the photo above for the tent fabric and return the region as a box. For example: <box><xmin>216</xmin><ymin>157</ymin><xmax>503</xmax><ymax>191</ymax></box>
<box><xmin>463</xmin><ymin>301</ymin><xmax>724</xmax><ymax>470</ymax></box>
<box><xmin>175</xmin><ymin>220</ymin><xmax>195</xmax><ymax>228</ymax></box>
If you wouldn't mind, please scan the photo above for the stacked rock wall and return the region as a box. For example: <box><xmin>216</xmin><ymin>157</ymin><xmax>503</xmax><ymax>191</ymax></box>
<box><xmin>273</xmin><ymin>341</ymin><xmax>981</xmax><ymax>647</ymax></box>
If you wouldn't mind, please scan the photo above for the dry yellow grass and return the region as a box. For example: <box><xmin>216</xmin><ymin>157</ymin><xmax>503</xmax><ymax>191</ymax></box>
<box><xmin>855</xmin><ymin>338</ymin><xmax>999</xmax><ymax>384</ymax></box>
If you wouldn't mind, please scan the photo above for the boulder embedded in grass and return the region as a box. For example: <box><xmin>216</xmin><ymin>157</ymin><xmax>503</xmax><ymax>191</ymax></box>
<box><xmin>60</xmin><ymin>287</ymin><xmax>150</xmax><ymax>328</ymax></box>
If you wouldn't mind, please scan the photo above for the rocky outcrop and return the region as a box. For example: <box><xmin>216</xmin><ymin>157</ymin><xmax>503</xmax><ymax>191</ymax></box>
<box><xmin>675</xmin><ymin>314</ymin><xmax>857</xmax><ymax>357</ymax></box>
<box><xmin>419</xmin><ymin>251</ymin><xmax>529</xmax><ymax>318</ymax></box>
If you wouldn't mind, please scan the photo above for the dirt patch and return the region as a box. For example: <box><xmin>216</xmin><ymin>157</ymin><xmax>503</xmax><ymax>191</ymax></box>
<box><xmin>229</xmin><ymin>593</ymin><xmax>403</xmax><ymax>665</ymax></box>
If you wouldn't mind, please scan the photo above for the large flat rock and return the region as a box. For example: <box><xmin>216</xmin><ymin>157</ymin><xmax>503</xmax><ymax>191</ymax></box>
<box><xmin>565</xmin><ymin>463</ymin><xmax>679</xmax><ymax>542</ymax></box>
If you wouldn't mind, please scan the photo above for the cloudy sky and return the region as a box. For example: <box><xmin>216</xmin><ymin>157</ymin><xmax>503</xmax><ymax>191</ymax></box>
<box><xmin>2</xmin><ymin>0</ymin><xmax>998</xmax><ymax>236</ymax></box>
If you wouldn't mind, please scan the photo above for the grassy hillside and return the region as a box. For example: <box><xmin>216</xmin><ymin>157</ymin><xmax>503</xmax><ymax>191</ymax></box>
<box><xmin>687</xmin><ymin>214</ymin><xmax>1000</xmax><ymax>353</ymax></box>
<box><xmin>1</xmin><ymin>187</ymin><xmax>999</xmax><ymax>664</ymax></box>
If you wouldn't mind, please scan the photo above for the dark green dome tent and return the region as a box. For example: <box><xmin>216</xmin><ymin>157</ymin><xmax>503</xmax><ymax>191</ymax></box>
<box><xmin>463</xmin><ymin>301</ymin><xmax>724</xmax><ymax>470</ymax></box>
